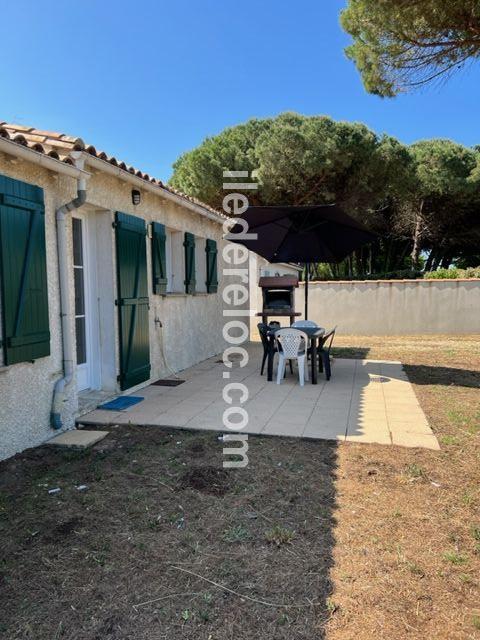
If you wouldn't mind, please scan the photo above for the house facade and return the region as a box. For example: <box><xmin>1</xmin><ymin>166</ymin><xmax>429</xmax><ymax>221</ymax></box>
<box><xmin>0</xmin><ymin>123</ymin><xmax>231</xmax><ymax>460</ymax></box>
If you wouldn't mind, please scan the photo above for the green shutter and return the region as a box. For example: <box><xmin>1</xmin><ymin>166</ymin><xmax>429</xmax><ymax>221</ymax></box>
<box><xmin>205</xmin><ymin>239</ymin><xmax>218</xmax><ymax>293</ymax></box>
<box><xmin>115</xmin><ymin>212</ymin><xmax>151</xmax><ymax>390</ymax></box>
<box><xmin>184</xmin><ymin>232</ymin><xmax>196</xmax><ymax>294</ymax></box>
<box><xmin>151</xmin><ymin>222</ymin><xmax>167</xmax><ymax>295</ymax></box>
<box><xmin>0</xmin><ymin>175</ymin><xmax>50</xmax><ymax>365</ymax></box>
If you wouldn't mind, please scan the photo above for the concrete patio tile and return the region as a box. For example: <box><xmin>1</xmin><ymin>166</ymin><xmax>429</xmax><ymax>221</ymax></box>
<box><xmin>264</xmin><ymin>400</ymin><xmax>318</xmax><ymax>435</ymax></box>
<box><xmin>262</xmin><ymin>420</ymin><xmax>306</xmax><ymax>437</ymax></box>
<box><xmin>391</xmin><ymin>431</ymin><xmax>440</xmax><ymax>450</ymax></box>
<box><xmin>345</xmin><ymin>427</ymin><xmax>392</xmax><ymax>445</ymax></box>
<box><xmin>303</xmin><ymin>419</ymin><xmax>348</xmax><ymax>441</ymax></box>
<box><xmin>77</xmin><ymin>409</ymin><xmax>122</xmax><ymax>425</ymax></box>
<box><xmin>186</xmin><ymin>417</ymin><xmax>224</xmax><ymax>431</ymax></box>
<box><xmin>388</xmin><ymin>420</ymin><xmax>432</xmax><ymax>435</ymax></box>
<box><xmin>77</xmin><ymin>351</ymin><xmax>439</xmax><ymax>450</ymax></box>
<box><xmin>48</xmin><ymin>429</ymin><xmax>109</xmax><ymax>448</ymax></box>
<box><xmin>386</xmin><ymin>407</ymin><xmax>426</xmax><ymax>422</ymax></box>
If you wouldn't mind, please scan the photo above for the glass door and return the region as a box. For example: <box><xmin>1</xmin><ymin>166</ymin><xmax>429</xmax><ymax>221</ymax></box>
<box><xmin>72</xmin><ymin>215</ymin><xmax>91</xmax><ymax>391</ymax></box>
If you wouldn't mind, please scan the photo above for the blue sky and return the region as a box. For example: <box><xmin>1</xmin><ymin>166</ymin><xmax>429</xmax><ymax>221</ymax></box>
<box><xmin>1</xmin><ymin>0</ymin><xmax>479</xmax><ymax>180</ymax></box>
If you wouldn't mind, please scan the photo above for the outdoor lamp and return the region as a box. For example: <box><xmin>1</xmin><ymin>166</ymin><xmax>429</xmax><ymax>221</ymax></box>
<box><xmin>132</xmin><ymin>189</ymin><xmax>141</xmax><ymax>205</ymax></box>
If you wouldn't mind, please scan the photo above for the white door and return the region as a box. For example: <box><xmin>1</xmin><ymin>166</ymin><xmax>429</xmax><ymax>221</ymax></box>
<box><xmin>72</xmin><ymin>215</ymin><xmax>93</xmax><ymax>391</ymax></box>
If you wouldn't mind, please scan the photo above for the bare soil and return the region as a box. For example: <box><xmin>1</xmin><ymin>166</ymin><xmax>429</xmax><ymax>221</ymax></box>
<box><xmin>0</xmin><ymin>335</ymin><xmax>479</xmax><ymax>640</ymax></box>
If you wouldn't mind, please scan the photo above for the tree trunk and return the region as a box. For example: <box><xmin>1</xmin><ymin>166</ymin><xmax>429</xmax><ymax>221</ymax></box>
<box><xmin>383</xmin><ymin>239</ymin><xmax>393</xmax><ymax>273</ymax></box>
<box><xmin>441</xmin><ymin>252</ymin><xmax>452</xmax><ymax>269</ymax></box>
<box><xmin>410</xmin><ymin>201</ymin><xmax>424</xmax><ymax>269</ymax></box>
<box><xmin>424</xmin><ymin>248</ymin><xmax>436</xmax><ymax>271</ymax></box>
<box><xmin>432</xmin><ymin>252</ymin><xmax>443</xmax><ymax>270</ymax></box>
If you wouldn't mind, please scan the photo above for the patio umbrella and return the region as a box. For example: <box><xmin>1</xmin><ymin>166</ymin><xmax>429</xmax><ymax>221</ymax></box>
<box><xmin>227</xmin><ymin>204</ymin><xmax>377</xmax><ymax>319</ymax></box>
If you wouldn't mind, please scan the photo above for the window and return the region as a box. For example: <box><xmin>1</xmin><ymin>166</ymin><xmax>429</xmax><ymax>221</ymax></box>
<box><xmin>72</xmin><ymin>217</ymin><xmax>87</xmax><ymax>364</ymax></box>
<box><xmin>167</xmin><ymin>229</ymin><xmax>185</xmax><ymax>293</ymax></box>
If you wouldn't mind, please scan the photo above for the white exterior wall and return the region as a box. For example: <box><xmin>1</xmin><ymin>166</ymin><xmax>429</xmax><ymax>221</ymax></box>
<box><xmin>0</xmin><ymin>157</ymin><xmax>78</xmax><ymax>459</ymax></box>
<box><xmin>0</xmin><ymin>156</ymin><xmax>231</xmax><ymax>460</ymax></box>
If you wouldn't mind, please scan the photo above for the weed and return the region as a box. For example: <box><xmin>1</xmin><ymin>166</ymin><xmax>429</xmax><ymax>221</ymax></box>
<box><xmin>277</xmin><ymin>613</ymin><xmax>291</xmax><ymax>626</ymax></box>
<box><xmin>407</xmin><ymin>561</ymin><xmax>425</xmax><ymax>577</ymax></box>
<box><xmin>265</xmin><ymin>525</ymin><xmax>295</xmax><ymax>547</ymax></box>
<box><xmin>443</xmin><ymin>551</ymin><xmax>468</xmax><ymax>565</ymax></box>
<box><xmin>440</xmin><ymin>435</ymin><xmax>460</xmax><ymax>446</ymax></box>
<box><xmin>447</xmin><ymin>409</ymin><xmax>468</xmax><ymax>426</ymax></box>
<box><xmin>181</xmin><ymin>610</ymin><xmax>190</xmax><ymax>622</ymax></box>
<box><xmin>405</xmin><ymin>463</ymin><xmax>425</xmax><ymax>479</ymax></box>
<box><xmin>473</xmin><ymin>615</ymin><xmax>480</xmax><ymax>631</ymax></box>
<box><xmin>197</xmin><ymin>610</ymin><xmax>210</xmax><ymax>622</ymax></box>
<box><xmin>317</xmin><ymin>506</ymin><xmax>330</xmax><ymax>518</ymax></box>
<box><xmin>326</xmin><ymin>598</ymin><xmax>338</xmax><ymax>614</ymax></box>
<box><xmin>222</xmin><ymin>525</ymin><xmax>250</xmax><ymax>543</ymax></box>
<box><xmin>471</xmin><ymin>525</ymin><xmax>480</xmax><ymax>542</ymax></box>
<box><xmin>462</xmin><ymin>491</ymin><xmax>475</xmax><ymax>507</ymax></box>
<box><xmin>146</xmin><ymin>517</ymin><xmax>161</xmax><ymax>530</ymax></box>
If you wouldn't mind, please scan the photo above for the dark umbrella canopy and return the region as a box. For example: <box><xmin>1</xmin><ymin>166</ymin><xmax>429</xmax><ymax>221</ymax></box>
<box><xmin>227</xmin><ymin>205</ymin><xmax>377</xmax><ymax>320</ymax></box>
<box><xmin>227</xmin><ymin>204</ymin><xmax>376</xmax><ymax>263</ymax></box>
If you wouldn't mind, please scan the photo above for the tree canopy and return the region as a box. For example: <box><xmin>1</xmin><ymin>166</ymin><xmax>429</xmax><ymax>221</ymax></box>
<box><xmin>170</xmin><ymin>113</ymin><xmax>480</xmax><ymax>275</ymax></box>
<box><xmin>340</xmin><ymin>0</ymin><xmax>480</xmax><ymax>96</ymax></box>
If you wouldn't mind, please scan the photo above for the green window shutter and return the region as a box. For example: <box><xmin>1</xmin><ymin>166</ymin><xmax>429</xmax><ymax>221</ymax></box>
<box><xmin>0</xmin><ymin>175</ymin><xmax>50</xmax><ymax>365</ymax></box>
<box><xmin>205</xmin><ymin>239</ymin><xmax>218</xmax><ymax>293</ymax></box>
<box><xmin>115</xmin><ymin>211</ymin><xmax>151</xmax><ymax>390</ymax></box>
<box><xmin>151</xmin><ymin>222</ymin><xmax>167</xmax><ymax>295</ymax></box>
<box><xmin>183</xmin><ymin>232</ymin><xmax>196</xmax><ymax>294</ymax></box>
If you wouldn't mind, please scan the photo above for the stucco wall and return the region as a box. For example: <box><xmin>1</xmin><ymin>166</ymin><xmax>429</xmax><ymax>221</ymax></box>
<box><xmin>0</xmin><ymin>156</ymin><xmax>231</xmax><ymax>460</ymax></box>
<box><xmin>84</xmin><ymin>171</ymin><xmax>231</xmax><ymax>384</ymax></box>
<box><xmin>294</xmin><ymin>280</ymin><xmax>480</xmax><ymax>335</ymax></box>
<box><xmin>0</xmin><ymin>157</ymin><xmax>78</xmax><ymax>460</ymax></box>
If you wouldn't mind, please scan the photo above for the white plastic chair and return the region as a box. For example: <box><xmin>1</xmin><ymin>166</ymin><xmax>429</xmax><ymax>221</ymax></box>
<box><xmin>275</xmin><ymin>328</ymin><xmax>309</xmax><ymax>386</ymax></box>
<box><xmin>291</xmin><ymin>320</ymin><xmax>318</xmax><ymax>328</ymax></box>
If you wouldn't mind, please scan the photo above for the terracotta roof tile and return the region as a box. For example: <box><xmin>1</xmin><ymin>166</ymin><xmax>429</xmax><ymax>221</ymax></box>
<box><xmin>0</xmin><ymin>122</ymin><xmax>222</xmax><ymax>219</ymax></box>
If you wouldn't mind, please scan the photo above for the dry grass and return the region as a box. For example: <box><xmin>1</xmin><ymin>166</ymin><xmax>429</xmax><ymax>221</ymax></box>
<box><xmin>0</xmin><ymin>334</ymin><xmax>479</xmax><ymax>639</ymax></box>
<box><xmin>328</xmin><ymin>335</ymin><xmax>480</xmax><ymax>640</ymax></box>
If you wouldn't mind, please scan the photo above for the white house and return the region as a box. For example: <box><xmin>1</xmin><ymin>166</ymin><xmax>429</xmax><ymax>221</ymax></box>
<box><xmin>0</xmin><ymin>123</ymin><xmax>232</xmax><ymax>460</ymax></box>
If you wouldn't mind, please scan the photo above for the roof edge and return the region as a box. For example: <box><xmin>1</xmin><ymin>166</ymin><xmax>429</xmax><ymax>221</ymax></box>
<box><xmin>0</xmin><ymin>136</ymin><xmax>90</xmax><ymax>180</ymax></box>
<box><xmin>84</xmin><ymin>154</ymin><xmax>226</xmax><ymax>225</ymax></box>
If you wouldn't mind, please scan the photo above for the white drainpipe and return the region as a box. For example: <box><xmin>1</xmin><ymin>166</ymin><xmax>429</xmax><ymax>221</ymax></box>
<box><xmin>50</xmin><ymin>177</ymin><xmax>87</xmax><ymax>429</ymax></box>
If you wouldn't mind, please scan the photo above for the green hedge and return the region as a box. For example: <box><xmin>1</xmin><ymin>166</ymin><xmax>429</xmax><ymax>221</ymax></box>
<box><xmin>423</xmin><ymin>267</ymin><xmax>480</xmax><ymax>279</ymax></box>
<box><xmin>310</xmin><ymin>267</ymin><xmax>480</xmax><ymax>281</ymax></box>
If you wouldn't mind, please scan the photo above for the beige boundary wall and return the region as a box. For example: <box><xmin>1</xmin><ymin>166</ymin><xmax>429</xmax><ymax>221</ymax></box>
<box><xmin>294</xmin><ymin>280</ymin><xmax>480</xmax><ymax>335</ymax></box>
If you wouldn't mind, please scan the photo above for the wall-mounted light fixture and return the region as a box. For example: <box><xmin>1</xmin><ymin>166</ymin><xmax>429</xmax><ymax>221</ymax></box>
<box><xmin>132</xmin><ymin>189</ymin><xmax>141</xmax><ymax>206</ymax></box>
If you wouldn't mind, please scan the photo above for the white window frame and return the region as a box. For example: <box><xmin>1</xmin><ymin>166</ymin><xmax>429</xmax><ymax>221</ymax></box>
<box><xmin>167</xmin><ymin>228</ymin><xmax>185</xmax><ymax>293</ymax></box>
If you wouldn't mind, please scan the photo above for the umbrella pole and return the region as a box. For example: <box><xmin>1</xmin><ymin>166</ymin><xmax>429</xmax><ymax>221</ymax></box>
<box><xmin>304</xmin><ymin>262</ymin><xmax>309</xmax><ymax>320</ymax></box>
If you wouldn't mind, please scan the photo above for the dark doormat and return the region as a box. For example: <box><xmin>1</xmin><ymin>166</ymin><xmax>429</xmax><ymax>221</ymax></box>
<box><xmin>152</xmin><ymin>379</ymin><xmax>185</xmax><ymax>387</ymax></box>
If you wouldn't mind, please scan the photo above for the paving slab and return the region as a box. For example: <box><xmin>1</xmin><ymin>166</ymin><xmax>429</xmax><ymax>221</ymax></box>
<box><xmin>78</xmin><ymin>345</ymin><xmax>440</xmax><ymax>450</ymax></box>
<box><xmin>48</xmin><ymin>429</ymin><xmax>109</xmax><ymax>449</ymax></box>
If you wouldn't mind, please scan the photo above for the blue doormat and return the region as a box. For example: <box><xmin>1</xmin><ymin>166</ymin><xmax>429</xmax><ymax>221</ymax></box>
<box><xmin>98</xmin><ymin>396</ymin><xmax>144</xmax><ymax>411</ymax></box>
